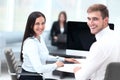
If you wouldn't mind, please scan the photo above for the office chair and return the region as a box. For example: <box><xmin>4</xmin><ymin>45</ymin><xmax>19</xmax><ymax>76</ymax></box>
<box><xmin>4</xmin><ymin>48</ymin><xmax>57</xmax><ymax>80</ymax></box>
<box><xmin>104</xmin><ymin>62</ymin><xmax>120</xmax><ymax>80</ymax></box>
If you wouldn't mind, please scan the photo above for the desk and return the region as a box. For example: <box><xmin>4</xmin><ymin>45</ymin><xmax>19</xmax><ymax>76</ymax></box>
<box><xmin>57</xmin><ymin>59</ymin><xmax>85</xmax><ymax>73</ymax></box>
<box><xmin>57</xmin><ymin>64</ymin><xmax>80</xmax><ymax>73</ymax></box>
<box><xmin>54</xmin><ymin>59</ymin><xmax>85</xmax><ymax>79</ymax></box>
<box><xmin>48</xmin><ymin>48</ymin><xmax>87</xmax><ymax>79</ymax></box>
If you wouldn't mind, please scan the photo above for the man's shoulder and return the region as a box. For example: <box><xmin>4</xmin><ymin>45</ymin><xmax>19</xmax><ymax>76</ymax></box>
<box><xmin>99</xmin><ymin>31</ymin><xmax>120</xmax><ymax>46</ymax></box>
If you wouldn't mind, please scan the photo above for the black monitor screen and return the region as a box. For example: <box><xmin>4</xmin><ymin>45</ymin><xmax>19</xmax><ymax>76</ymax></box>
<box><xmin>67</xmin><ymin>21</ymin><xmax>114</xmax><ymax>51</ymax></box>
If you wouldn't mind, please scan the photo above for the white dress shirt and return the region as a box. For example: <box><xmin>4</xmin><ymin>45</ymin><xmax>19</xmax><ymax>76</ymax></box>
<box><xmin>22</xmin><ymin>35</ymin><xmax>65</xmax><ymax>73</ymax></box>
<box><xmin>60</xmin><ymin>27</ymin><xmax>64</xmax><ymax>33</ymax></box>
<box><xmin>75</xmin><ymin>26</ymin><xmax>120</xmax><ymax>80</ymax></box>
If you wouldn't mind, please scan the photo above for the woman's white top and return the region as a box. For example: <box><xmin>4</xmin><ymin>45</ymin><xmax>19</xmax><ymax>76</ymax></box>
<box><xmin>60</xmin><ymin>27</ymin><xmax>64</xmax><ymax>33</ymax></box>
<box><xmin>22</xmin><ymin>36</ymin><xmax>65</xmax><ymax>73</ymax></box>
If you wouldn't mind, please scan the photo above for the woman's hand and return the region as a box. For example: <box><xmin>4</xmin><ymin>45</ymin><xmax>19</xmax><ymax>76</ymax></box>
<box><xmin>65</xmin><ymin>58</ymin><xmax>80</xmax><ymax>64</ymax></box>
<box><xmin>53</xmin><ymin>36</ymin><xmax>58</xmax><ymax>42</ymax></box>
<box><xmin>55</xmin><ymin>61</ymin><xmax>64</xmax><ymax>68</ymax></box>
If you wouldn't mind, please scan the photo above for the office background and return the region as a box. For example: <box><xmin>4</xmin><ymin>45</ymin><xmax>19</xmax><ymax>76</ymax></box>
<box><xmin>0</xmin><ymin>0</ymin><xmax>120</xmax><ymax>32</ymax></box>
<box><xmin>0</xmin><ymin>0</ymin><xmax>120</xmax><ymax>79</ymax></box>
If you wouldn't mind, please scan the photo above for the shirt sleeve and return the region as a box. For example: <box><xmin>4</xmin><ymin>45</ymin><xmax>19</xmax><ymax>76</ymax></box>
<box><xmin>75</xmin><ymin>42</ymin><xmax>112</xmax><ymax>80</ymax></box>
<box><xmin>23</xmin><ymin>39</ymin><xmax>57</xmax><ymax>73</ymax></box>
<box><xmin>46</xmin><ymin>55</ymin><xmax>65</xmax><ymax>61</ymax></box>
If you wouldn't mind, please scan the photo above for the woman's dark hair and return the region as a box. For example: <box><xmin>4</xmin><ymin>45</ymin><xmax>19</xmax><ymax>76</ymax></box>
<box><xmin>20</xmin><ymin>11</ymin><xmax>46</xmax><ymax>62</ymax></box>
<box><xmin>58</xmin><ymin>11</ymin><xmax>67</xmax><ymax>23</ymax></box>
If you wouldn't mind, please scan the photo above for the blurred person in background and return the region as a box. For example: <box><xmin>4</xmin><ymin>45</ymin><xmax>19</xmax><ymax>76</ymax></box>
<box><xmin>50</xmin><ymin>11</ymin><xmax>67</xmax><ymax>49</ymax></box>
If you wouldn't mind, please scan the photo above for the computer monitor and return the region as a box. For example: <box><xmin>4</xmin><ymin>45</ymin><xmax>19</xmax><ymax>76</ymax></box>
<box><xmin>66</xmin><ymin>21</ymin><xmax>114</xmax><ymax>56</ymax></box>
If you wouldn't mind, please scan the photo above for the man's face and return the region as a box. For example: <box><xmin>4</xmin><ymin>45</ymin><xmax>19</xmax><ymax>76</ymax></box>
<box><xmin>87</xmin><ymin>11</ymin><xmax>108</xmax><ymax>34</ymax></box>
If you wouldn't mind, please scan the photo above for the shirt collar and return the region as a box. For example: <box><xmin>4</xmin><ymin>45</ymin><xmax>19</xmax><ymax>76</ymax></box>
<box><xmin>32</xmin><ymin>35</ymin><xmax>41</xmax><ymax>41</ymax></box>
<box><xmin>95</xmin><ymin>26</ymin><xmax>110</xmax><ymax>41</ymax></box>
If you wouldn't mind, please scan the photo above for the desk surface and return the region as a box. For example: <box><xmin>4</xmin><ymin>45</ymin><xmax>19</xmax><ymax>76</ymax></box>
<box><xmin>48</xmin><ymin>48</ymin><xmax>87</xmax><ymax>73</ymax></box>
<box><xmin>56</xmin><ymin>59</ymin><xmax>85</xmax><ymax>73</ymax></box>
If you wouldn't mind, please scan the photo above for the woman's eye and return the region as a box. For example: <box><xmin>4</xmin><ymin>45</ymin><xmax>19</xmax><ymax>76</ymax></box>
<box><xmin>35</xmin><ymin>22</ymin><xmax>40</xmax><ymax>25</ymax></box>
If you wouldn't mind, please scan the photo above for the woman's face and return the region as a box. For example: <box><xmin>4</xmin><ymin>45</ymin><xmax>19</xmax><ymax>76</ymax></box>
<box><xmin>59</xmin><ymin>14</ymin><xmax>65</xmax><ymax>23</ymax></box>
<box><xmin>33</xmin><ymin>16</ymin><xmax>45</xmax><ymax>37</ymax></box>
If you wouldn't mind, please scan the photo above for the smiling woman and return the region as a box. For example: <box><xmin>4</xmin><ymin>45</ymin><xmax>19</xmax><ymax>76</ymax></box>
<box><xmin>19</xmin><ymin>11</ymin><xmax>57</xmax><ymax>80</ymax></box>
<box><xmin>33</xmin><ymin>16</ymin><xmax>45</xmax><ymax>39</ymax></box>
<box><xmin>19</xmin><ymin>11</ymin><xmax>78</xmax><ymax>80</ymax></box>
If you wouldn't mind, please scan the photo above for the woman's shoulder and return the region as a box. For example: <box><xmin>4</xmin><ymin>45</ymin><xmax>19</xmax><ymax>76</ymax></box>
<box><xmin>53</xmin><ymin>21</ymin><xmax>59</xmax><ymax>25</ymax></box>
<box><xmin>24</xmin><ymin>37</ymin><xmax>36</xmax><ymax>44</ymax></box>
<box><xmin>23</xmin><ymin>37</ymin><xmax>38</xmax><ymax>50</ymax></box>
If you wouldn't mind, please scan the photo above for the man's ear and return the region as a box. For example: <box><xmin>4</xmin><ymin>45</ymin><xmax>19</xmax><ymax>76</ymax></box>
<box><xmin>104</xmin><ymin>17</ymin><xmax>109</xmax><ymax>26</ymax></box>
<box><xmin>104</xmin><ymin>17</ymin><xmax>109</xmax><ymax>23</ymax></box>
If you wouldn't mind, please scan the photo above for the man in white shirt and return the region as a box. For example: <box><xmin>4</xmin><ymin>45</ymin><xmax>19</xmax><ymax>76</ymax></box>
<box><xmin>74</xmin><ymin>4</ymin><xmax>120</xmax><ymax>80</ymax></box>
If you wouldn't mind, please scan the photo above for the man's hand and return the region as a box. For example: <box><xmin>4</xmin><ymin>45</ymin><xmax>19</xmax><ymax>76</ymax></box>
<box><xmin>74</xmin><ymin>66</ymin><xmax>81</xmax><ymax>73</ymax></box>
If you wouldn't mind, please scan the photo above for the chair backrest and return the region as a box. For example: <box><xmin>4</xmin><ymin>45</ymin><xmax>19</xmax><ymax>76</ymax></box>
<box><xmin>4</xmin><ymin>48</ymin><xmax>57</xmax><ymax>80</ymax></box>
<box><xmin>4</xmin><ymin>48</ymin><xmax>20</xmax><ymax>80</ymax></box>
<box><xmin>104</xmin><ymin>62</ymin><xmax>120</xmax><ymax>80</ymax></box>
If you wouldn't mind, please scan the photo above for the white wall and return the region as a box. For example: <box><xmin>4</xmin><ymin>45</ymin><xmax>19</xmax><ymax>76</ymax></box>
<box><xmin>107</xmin><ymin>0</ymin><xmax>120</xmax><ymax>31</ymax></box>
<box><xmin>0</xmin><ymin>0</ymin><xmax>120</xmax><ymax>31</ymax></box>
<box><xmin>51</xmin><ymin>0</ymin><xmax>120</xmax><ymax>33</ymax></box>
<box><xmin>67</xmin><ymin>0</ymin><xmax>120</xmax><ymax>32</ymax></box>
<box><xmin>77</xmin><ymin>0</ymin><xmax>107</xmax><ymax>21</ymax></box>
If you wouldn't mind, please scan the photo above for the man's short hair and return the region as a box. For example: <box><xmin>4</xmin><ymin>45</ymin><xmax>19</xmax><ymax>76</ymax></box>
<box><xmin>87</xmin><ymin>4</ymin><xmax>109</xmax><ymax>19</ymax></box>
